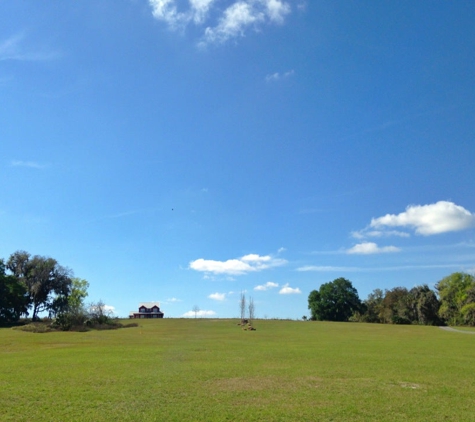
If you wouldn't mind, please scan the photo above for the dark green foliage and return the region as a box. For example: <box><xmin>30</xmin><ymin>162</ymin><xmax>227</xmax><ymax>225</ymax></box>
<box><xmin>0</xmin><ymin>259</ymin><xmax>29</xmax><ymax>324</ymax></box>
<box><xmin>409</xmin><ymin>285</ymin><xmax>441</xmax><ymax>326</ymax></box>
<box><xmin>380</xmin><ymin>287</ymin><xmax>412</xmax><ymax>324</ymax></box>
<box><xmin>308</xmin><ymin>277</ymin><xmax>362</xmax><ymax>321</ymax></box>
<box><xmin>357</xmin><ymin>285</ymin><xmax>441</xmax><ymax>326</ymax></box>
<box><xmin>6</xmin><ymin>251</ymin><xmax>73</xmax><ymax>320</ymax></box>
<box><xmin>358</xmin><ymin>289</ymin><xmax>384</xmax><ymax>323</ymax></box>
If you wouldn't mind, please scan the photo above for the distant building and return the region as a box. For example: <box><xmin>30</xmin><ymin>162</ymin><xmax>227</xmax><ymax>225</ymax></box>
<box><xmin>129</xmin><ymin>302</ymin><xmax>164</xmax><ymax>319</ymax></box>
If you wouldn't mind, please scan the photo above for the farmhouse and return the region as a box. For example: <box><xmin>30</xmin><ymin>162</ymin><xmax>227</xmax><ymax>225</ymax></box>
<box><xmin>129</xmin><ymin>302</ymin><xmax>164</xmax><ymax>319</ymax></box>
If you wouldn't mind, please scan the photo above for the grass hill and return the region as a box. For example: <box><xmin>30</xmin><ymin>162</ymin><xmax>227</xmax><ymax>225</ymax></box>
<box><xmin>1</xmin><ymin>319</ymin><xmax>474</xmax><ymax>421</ymax></box>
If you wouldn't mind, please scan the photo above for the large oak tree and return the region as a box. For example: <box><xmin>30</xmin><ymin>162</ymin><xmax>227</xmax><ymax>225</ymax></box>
<box><xmin>308</xmin><ymin>277</ymin><xmax>362</xmax><ymax>321</ymax></box>
<box><xmin>7</xmin><ymin>251</ymin><xmax>72</xmax><ymax>320</ymax></box>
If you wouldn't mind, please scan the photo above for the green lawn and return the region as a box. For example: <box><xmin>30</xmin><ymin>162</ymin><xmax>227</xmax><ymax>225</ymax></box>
<box><xmin>1</xmin><ymin>319</ymin><xmax>474</xmax><ymax>421</ymax></box>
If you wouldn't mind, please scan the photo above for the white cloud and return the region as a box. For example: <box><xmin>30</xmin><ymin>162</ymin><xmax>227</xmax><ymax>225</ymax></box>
<box><xmin>264</xmin><ymin>0</ymin><xmax>291</xmax><ymax>23</ymax></box>
<box><xmin>182</xmin><ymin>309</ymin><xmax>216</xmax><ymax>317</ymax></box>
<box><xmin>189</xmin><ymin>253</ymin><xmax>287</xmax><ymax>275</ymax></box>
<box><xmin>190</xmin><ymin>0</ymin><xmax>216</xmax><ymax>23</ymax></box>
<box><xmin>10</xmin><ymin>160</ymin><xmax>47</xmax><ymax>169</ymax></box>
<box><xmin>167</xmin><ymin>297</ymin><xmax>182</xmax><ymax>303</ymax></box>
<box><xmin>279</xmin><ymin>283</ymin><xmax>301</xmax><ymax>294</ymax></box>
<box><xmin>149</xmin><ymin>0</ymin><xmax>216</xmax><ymax>27</ymax></box>
<box><xmin>254</xmin><ymin>281</ymin><xmax>279</xmax><ymax>291</ymax></box>
<box><xmin>149</xmin><ymin>0</ymin><xmax>292</xmax><ymax>46</ymax></box>
<box><xmin>369</xmin><ymin>201</ymin><xmax>475</xmax><ymax>236</ymax></box>
<box><xmin>208</xmin><ymin>292</ymin><xmax>226</xmax><ymax>301</ymax></box>
<box><xmin>265</xmin><ymin>69</ymin><xmax>294</xmax><ymax>82</ymax></box>
<box><xmin>346</xmin><ymin>242</ymin><xmax>400</xmax><ymax>255</ymax></box>
<box><xmin>202</xmin><ymin>1</ymin><xmax>265</xmax><ymax>44</ymax></box>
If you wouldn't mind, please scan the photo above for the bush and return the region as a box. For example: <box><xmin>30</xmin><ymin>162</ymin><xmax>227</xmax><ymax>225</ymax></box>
<box><xmin>12</xmin><ymin>322</ymin><xmax>53</xmax><ymax>333</ymax></box>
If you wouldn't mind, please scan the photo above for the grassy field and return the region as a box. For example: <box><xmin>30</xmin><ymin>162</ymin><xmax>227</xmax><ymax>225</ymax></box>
<box><xmin>1</xmin><ymin>319</ymin><xmax>474</xmax><ymax>421</ymax></box>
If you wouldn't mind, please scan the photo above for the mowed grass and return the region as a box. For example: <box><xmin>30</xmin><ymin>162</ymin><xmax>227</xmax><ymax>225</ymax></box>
<box><xmin>1</xmin><ymin>320</ymin><xmax>474</xmax><ymax>421</ymax></box>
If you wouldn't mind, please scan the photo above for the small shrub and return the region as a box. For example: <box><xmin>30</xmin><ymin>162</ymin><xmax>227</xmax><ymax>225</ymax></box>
<box><xmin>12</xmin><ymin>323</ymin><xmax>53</xmax><ymax>333</ymax></box>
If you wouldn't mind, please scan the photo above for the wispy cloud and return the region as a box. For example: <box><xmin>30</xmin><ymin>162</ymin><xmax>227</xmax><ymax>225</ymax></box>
<box><xmin>189</xmin><ymin>253</ymin><xmax>287</xmax><ymax>275</ymax></box>
<box><xmin>265</xmin><ymin>69</ymin><xmax>294</xmax><ymax>82</ymax></box>
<box><xmin>279</xmin><ymin>283</ymin><xmax>301</xmax><ymax>294</ymax></box>
<box><xmin>297</xmin><ymin>265</ymin><xmax>361</xmax><ymax>272</ymax></box>
<box><xmin>254</xmin><ymin>281</ymin><xmax>279</xmax><ymax>291</ymax></box>
<box><xmin>0</xmin><ymin>33</ymin><xmax>59</xmax><ymax>62</ymax></box>
<box><xmin>10</xmin><ymin>160</ymin><xmax>48</xmax><ymax>169</ymax></box>
<box><xmin>351</xmin><ymin>229</ymin><xmax>410</xmax><ymax>239</ymax></box>
<box><xmin>346</xmin><ymin>242</ymin><xmax>400</xmax><ymax>255</ymax></box>
<box><xmin>355</xmin><ymin>201</ymin><xmax>475</xmax><ymax>238</ymax></box>
<box><xmin>297</xmin><ymin>264</ymin><xmax>469</xmax><ymax>273</ymax></box>
<box><xmin>149</xmin><ymin>0</ymin><xmax>292</xmax><ymax>46</ymax></box>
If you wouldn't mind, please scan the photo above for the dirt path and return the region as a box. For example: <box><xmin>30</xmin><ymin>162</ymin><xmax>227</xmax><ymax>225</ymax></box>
<box><xmin>439</xmin><ymin>326</ymin><xmax>475</xmax><ymax>334</ymax></box>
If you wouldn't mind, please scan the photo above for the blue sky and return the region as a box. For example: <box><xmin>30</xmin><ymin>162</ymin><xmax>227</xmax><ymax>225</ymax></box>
<box><xmin>1</xmin><ymin>0</ymin><xmax>474</xmax><ymax>319</ymax></box>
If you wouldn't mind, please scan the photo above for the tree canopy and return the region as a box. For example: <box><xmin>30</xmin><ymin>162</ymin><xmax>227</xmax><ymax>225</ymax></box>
<box><xmin>436</xmin><ymin>272</ymin><xmax>475</xmax><ymax>326</ymax></box>
<box><xmin>308</xmin><ymin>277</ymin><xmax>362</xmax><ymax>321</ymax></box>
<box><xmin>0</xmin><ymin>259</ymin><xmax>29</xmax><ymax>324</ymax></box>
<box><xmin>6</xmin><ymin>251</ymin><xmax>73</xmax><ymax>321</ymax></box>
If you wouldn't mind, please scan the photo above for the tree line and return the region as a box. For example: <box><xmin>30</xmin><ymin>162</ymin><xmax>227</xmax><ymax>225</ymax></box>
<box><xmin>0</xmin><ymin>250</ymin><xmax>113</xmax><ymax>330</ymax></box>
<box><xmin>308</xmin><ymin>273</ymin><xmax>475</xmax><ymax>326</ymax></box>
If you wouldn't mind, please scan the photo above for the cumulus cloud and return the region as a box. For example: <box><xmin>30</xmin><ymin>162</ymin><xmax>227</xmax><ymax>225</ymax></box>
<box><xmin>182</xmin><ymin>309</ymin><xmax>216</xmax><ymax>317</ymax></box>
<box><xmin>346</xmin><ymin>242</ymin><xmax>400</xmax><ymax>255</ymax></box>
<box><xmin>370</xmin><ymin>201</ymin><xmax>475</xmax><ymax>235</ymax></box>
<box><xmin>189</xmin><ymin>253</ymin><xmax>287</xmax><ymax>275</ymax></box>
<box><xmin>254</xmin><ymin>281</ymin><xmax>279</xmax><ymax>291</ymax></box>
<box><xmin>279</xmin><ymin>283</ymin><xmax>301</xmax><ymax>294</ymax></box>
<box><xmin>149</xmin><ymin>0</ymin><xmax>292</xmax><ymax>46</ymax></box>
<box><xmin>208</xmin><ymin>292</ymin><xmax>226</xmax><ymax>301</ymax></box>
<box><xmin>355</xmin><ymin>201</ymin><xmax>475</xmax><ymax>238</ymax></box>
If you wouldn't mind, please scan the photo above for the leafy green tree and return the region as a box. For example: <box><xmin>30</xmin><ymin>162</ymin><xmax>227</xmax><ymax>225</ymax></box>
<box><xmin>308</xmin><ymin>277</ymin><xmax>362</xmax><ymax>321</ymax></box>
<box><xmin>0</xmin><ymin>259</ymin><xmax>29</xmax><ymax>323</ymax></box>
<box><xmin>380</xmin><ymin>287</ymin><xmax>413</xmax><ymax>324</ymax></box>
<box><xmin>67</xmin><ymin>278</ymin><xmax>89</xmax><ymax>314</ymax></box>
<box><xmin>7</xmin><ymin>251</ymin><xmax>73</xmax><ymax>320</ymax></box>
<box><xmin>409</xmin><ymin>285</ymin><xmax>441</xmax><ymax>326</ymax></box>
<box><xmin>359</xmin><ymin>289</ymin><xmax>384</xmax><ymax>323</ymax></box>
<box><xmin>437</xmin><ymin>272</ymin><xmax>475</xmax><ymax>326</ymax></box>
<box><xmin>53</xmin><ymin>278</ymin><xmax>90</xmax><ymax>330</ymax></box>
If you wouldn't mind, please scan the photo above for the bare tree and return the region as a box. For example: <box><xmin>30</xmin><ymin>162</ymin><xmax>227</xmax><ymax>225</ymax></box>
<box><xmin>192</xmin><ymin>305</ymin><xmax>200</xmax><ymax>319</ymax></box>
<box><xmin>240</xmin><ymin>292</ymin><xmax>246</xmax><ymax>324</ymax></box>
<box><xmin>248</xmin><ymin>296</ymin><xmax>255</xmax><ymax>325</ymax></box>
<box><xmin>88</xmin><ymin>300</ymin><xmax>113</xmax><ymax>324</ymax></box>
